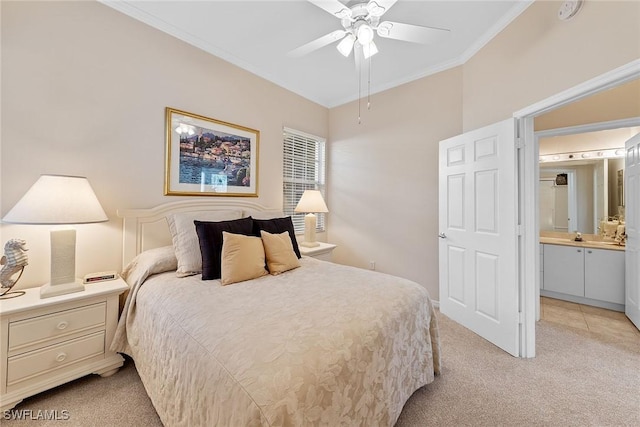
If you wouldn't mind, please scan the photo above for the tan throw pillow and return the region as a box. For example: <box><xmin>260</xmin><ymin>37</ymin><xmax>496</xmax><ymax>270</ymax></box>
<box><xmin>261</xmin><ymin>230</ymin><xmax>301</xmax><ymax>275</ymax></box>
<box><xmin>220</xmin><ymin>231</ymin><xmax>267</xmax><ymax>285</ymax></box>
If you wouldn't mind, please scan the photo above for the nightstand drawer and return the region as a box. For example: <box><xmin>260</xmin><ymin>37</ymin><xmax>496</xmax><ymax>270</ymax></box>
<box><xmin>8</xmin><ymin>302</ymin><xmax>106</xmax><ymax>353</ymax></box>
<box><xmin>7</xmin><ymin>331</ymin><xmax>105</xmax><ymax>388</ymax></box>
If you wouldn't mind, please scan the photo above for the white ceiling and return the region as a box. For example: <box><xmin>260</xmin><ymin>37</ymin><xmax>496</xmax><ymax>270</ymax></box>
<box><xmin>102</xmin><ymin>0</ymin><xmax>533</xmax><ymax>108</ymax></box>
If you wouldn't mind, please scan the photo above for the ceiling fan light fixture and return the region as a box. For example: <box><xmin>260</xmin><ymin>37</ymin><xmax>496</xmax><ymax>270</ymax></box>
<box><xmin>362</xmin><ymin>40</ymin><xmax>378</xmax><ymax>59</ymax></box>
<box><xmin>356</xmin><ymin>22</ymin><xmax>375</xmax><ymax>44</ymax></box>
<box><xmin>336</xmin><ymin>34</ymin><xmax>356</xmax><ymax>57</ymax></box>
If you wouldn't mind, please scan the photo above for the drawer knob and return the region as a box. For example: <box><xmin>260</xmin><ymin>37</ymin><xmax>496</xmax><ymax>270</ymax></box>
<box><xmin>57</xmin><ymin>321</ymin><xmax>68</xmax><ymax>330</ymax></box>
<box><xmin>55</xmin><ymin>352</ymin><xmax>67</xmax><ymax>362</ymax></box>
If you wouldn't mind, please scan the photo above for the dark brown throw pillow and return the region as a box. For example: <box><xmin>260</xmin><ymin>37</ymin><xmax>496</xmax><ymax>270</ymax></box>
<box><xmin>252</xmin><ymin>217</ymin><xmax>301</xmax><ymax>259</ymax></box>
<box><xmin>195</xmin><ymin>217</ymin><xmax>254</xmax><ymax>280</ymax></box>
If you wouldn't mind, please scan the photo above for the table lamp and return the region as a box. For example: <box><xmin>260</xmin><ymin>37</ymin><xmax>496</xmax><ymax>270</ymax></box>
<box><xmin>294</xmin><ymin>190</ymin><xmax>328</xmax><ymax>248</ymax></box>
<box><xmin>2</xmin><ymin>174</ymin><xmax>108</xmax><ymax>298</ymax></box>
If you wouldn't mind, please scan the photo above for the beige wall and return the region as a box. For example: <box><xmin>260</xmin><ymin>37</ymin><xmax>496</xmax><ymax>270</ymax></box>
<box><xmin>328</xmin><ymin>68</ymin><xmax>463</xmax><ymax>296</ymax></box>
<box><xmin>535</xmin><ymin>79</ymin><xmax>640</xmax><ymax>131</ymax></box>
<box><xmin>2</xmin><ymin>1</ymin><xmax>639</xmax><ymax>299</ymax></box>
<box><xmin>328</xmin><ymin>0</ymin><xmax>639</xmax><ymax>300</ymax></box>
<box><xmin>0</xmin><ymin>1</ymin><xmax>328</xmax><ymax>289</ymax></box>
<box><xmin>463</xmin><ymin>0</ymin><xmax>640</xmax><ymax>131</ymax></box>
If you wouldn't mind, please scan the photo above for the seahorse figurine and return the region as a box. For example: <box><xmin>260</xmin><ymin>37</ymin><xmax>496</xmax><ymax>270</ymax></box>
<box><xmin>0</xmin><ymin>239</ymin><xmax>29</xmax><ymax>295</ymax></box>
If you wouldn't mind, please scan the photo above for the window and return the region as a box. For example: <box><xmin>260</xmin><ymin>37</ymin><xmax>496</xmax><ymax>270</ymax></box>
<box><xmin>283</xmin><ymin>127</ymin><xmax>326</xmax><ymax>234</ymax></box>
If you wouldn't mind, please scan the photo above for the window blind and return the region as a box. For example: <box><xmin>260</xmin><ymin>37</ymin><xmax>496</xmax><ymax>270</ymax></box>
<box><xmin>283</xmin><ymin>128</ymin><xmax>326</xmax><ymax>233</ymax></box>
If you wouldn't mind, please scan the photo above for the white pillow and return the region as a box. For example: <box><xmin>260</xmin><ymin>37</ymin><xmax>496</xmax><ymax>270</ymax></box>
<box><xmin>166</xmin><ymin>210</ymin><xmax>242</xmax><ymax>277</ymax></box>
<box><xmin>121</xmin><ymin>246</ymin><xmax>177</xmax><ymax>285</ymax></box>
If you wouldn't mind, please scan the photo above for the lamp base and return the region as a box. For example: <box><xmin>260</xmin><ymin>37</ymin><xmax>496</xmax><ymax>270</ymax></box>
<box><xmin>299</xmin><ymin>241</ymin><xmax>320</xmax><ymax>248</ymax></box>
<box><xmin>40</xmin><ymin>279</ymin><xmax>85</xmax><ymax>299</ymax></box>
<box><xmin>301</xmin><ymin>213</ymin><xmax>319</xmax><ymax>248</ymax></box>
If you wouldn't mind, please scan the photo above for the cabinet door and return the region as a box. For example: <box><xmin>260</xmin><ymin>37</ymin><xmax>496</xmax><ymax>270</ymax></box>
<box><xmin>543</xmin><ymin>244</ymin><xmax>584</xmax><ymax>297</ymax></box>
<box><xmin>585</xmin><ymin>248</ymin><xmax>625</xmax><ymax>304</ymax></box>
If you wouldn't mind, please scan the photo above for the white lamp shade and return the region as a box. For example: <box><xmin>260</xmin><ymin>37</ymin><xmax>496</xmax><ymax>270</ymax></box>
<box><xmin>294</xmin><ymin>190</ymin><xmax>328</xmax><ymax>213</ymax></box>
<box><xmin>2</xmin><ymin>175</ymin><xmax>108</xmax><ymax>224</ymax></box>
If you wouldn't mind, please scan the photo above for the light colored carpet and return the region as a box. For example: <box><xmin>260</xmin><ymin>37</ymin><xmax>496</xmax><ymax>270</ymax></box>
<box><xmin>4</xmin><ymin>313</ymin><xmax>639</xmax><ymax>426</ymax></box>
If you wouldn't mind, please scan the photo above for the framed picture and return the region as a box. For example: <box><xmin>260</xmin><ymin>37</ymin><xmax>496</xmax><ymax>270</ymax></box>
<box><xmin>165</xmin><ymin>107</ymin><xmax>259</xmax><ymax>197</ymax></box>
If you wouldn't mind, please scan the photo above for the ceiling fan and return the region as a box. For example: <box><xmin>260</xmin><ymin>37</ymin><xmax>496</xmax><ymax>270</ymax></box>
<box><xmin>289</xmin><ymin>0</ymin><xmax>450</xmax><ymax>59</ymax></box>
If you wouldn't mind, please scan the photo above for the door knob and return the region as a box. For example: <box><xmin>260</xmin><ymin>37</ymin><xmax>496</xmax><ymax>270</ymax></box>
<box><xmin>438</xmin><ymin>233</ymin><xmax>447</xmax><ymax>239</ymax></box>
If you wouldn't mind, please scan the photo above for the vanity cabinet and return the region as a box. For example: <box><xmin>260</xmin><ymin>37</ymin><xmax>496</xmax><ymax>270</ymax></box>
<box><xmin>543</xmin><ymin>244</ymin><xmax>585</xmax><ymax>297</ymax></box>
<box><xmin>584</xmin><ymin>248</ymin><xmax>625</xmax><ymax>304</ymax></box>
<box><xmin>542</xmin><ymin>243</ymin><xmax>625</xmax><ymax>306</ymax></box>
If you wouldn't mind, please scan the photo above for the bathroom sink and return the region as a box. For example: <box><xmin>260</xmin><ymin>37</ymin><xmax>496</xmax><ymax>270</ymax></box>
<box><xmin>540</xmin><ymin>236</ymin><xmax>624</xmax><ymax>248</ymax></box>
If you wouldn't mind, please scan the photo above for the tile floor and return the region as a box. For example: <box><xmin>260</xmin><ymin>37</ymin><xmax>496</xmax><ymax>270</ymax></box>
<box><xmin>541</xmin><ymin>296</ymin><xmax>640</xmax><ymax>352</ymax></box>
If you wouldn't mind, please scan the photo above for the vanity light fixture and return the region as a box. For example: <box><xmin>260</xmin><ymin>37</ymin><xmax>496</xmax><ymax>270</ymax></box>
<box><xmin>540</xmin><ymin>148</ymin><xmax>625</xmax><ymax>163</ymax></box>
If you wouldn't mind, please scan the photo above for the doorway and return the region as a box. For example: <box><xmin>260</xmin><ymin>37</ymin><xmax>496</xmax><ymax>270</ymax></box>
<box><xmin>516</xmin><ymin>59</ymin><xmax>640</xmax><ymax>357</ymax></box>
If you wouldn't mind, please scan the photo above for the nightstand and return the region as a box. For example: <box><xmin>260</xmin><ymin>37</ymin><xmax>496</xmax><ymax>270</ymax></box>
<box><xmin>299</xmin><ymin>242</ymin><xmax>337</xmax><ymax>262</ymax></box>
<box><xmin>0</xmin><ymin>278</ymin><xmax>128</xmax><ymax>411</ymax></box>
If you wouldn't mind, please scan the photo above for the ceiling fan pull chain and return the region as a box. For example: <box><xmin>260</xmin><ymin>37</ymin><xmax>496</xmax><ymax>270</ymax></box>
<box><xmin>367</xmin><ymin>55</ymin><xmax>372</xmax><ymax>110</ymax></box>
<box><xmin>358</xmin><ymin>50</ymin><xmax>362</xmax><ymax>124</ymax></box>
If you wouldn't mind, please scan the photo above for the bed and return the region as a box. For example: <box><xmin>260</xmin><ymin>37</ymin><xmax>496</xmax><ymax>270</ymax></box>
<box><xmin>111</xmin><ymin>200</ymin><xmax>440</xmax><ymax>426</ymax></box>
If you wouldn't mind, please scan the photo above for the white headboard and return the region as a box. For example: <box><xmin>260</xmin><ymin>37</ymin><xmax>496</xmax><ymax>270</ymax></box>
<box><xmin>117</xmin><ymin>199</ymin><xmax>282</xmax><ymax>266</ymax></box>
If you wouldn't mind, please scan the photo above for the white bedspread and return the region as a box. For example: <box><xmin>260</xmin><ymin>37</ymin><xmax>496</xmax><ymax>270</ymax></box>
<box><xmin>112</xmin><ymin>256</ymin><xmax>440</xmax><ymax>426</ymax></box>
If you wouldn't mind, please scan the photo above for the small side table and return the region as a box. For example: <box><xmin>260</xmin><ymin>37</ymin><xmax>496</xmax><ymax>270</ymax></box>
<box><xmin>299</xmin><ymin>242</ymin><xmax>337</xmax><ymax>262</ymax></box>
<box><xmin>0</xmin><ymin>278</ymin><xmax>128</xmax><ymax>411</ymax></box>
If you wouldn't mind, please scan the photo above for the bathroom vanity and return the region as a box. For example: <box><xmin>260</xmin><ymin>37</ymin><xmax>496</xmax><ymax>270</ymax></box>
<box><xmin>540</xmin><ymin>233</ymin><xmax>625</xmax><ymax>311</ymax></box>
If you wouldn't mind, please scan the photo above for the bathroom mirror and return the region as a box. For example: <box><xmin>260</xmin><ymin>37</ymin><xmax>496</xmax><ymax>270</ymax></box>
<box><xmin>538</xmin><ymin>126</ymin><xmax>639</xmax><ymax>234</ymax></box>
<box><xmin>539</xmin><ymin>157</ymin><xmax>624</xmax><ymax>234</ymax></box>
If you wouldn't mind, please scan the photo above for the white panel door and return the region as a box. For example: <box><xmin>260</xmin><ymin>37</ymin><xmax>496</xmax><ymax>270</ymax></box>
<box><xmin>439</xmin><ymin>118</ymin><xmax>519</xmax><ymax>356</ymax></box>
<box><xmin>625</xmin><ymin>133</ymin><xmax>640</xmax><ymax>330</ymax></box>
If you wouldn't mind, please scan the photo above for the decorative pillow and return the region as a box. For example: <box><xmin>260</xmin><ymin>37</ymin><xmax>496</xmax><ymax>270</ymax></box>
<box><xmin>220</xmin><ymin>232</ymin><xmax>268</xmax><ymax>286</ymax></box>
<box><xmin>252</xmin><ymin>217</ymin><xmax>301</xmax><ymax>259</ymax></box>
<box><xmin>195</xmin><ymin>217</ymin><xmax>254</xmax><ymax>280</ymax></box>
<box><xmin>121</xmin><ymin>245</ymin><xmax>178</xmax><ymax>284</ymax></box>
<box><xmin>167</xmin><ymin>210</ymin><xmax>242</xmax><ymax>277</ymax></box>
<box><xmin>260</xmin><ymin>230</ymin><xmax>300</xmax><ymax>275</ymax></box>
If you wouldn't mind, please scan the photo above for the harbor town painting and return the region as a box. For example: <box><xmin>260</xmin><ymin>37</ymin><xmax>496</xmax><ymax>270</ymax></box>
<box><xmin>165</xmin><ymin>108</ymin><xmax>259</xmax><ymax>197</ymax></box>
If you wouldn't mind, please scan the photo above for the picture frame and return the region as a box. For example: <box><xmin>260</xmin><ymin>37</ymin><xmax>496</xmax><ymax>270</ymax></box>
<box><xmin>165</xmin><ymin>107</ymin><xmax>259</xmax><ymax>197</ymax></box>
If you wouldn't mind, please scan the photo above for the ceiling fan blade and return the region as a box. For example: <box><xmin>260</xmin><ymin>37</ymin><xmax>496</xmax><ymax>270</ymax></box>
<box><xmin>288</xmin><ymin>30</ymin><xmax>347</xmax><ymax>58</ymax></box>
<box><xmin>376</xmin><ymin>21</ymin><xmax>450</xmax><ymax>44</ymax></box>
<box><xmin>307</xmin><ymin>0</ymin><xmax>352</xmax><ymax>19</ymax></box>
<box><xmin>366</xmin><ymin>0</ymin><xmax>398</xmax><ymax>17</ymax></box>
